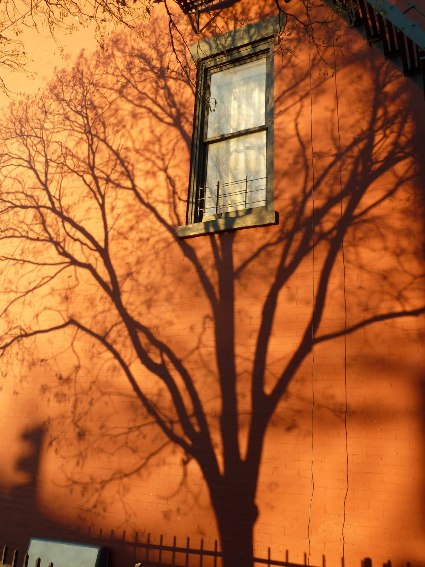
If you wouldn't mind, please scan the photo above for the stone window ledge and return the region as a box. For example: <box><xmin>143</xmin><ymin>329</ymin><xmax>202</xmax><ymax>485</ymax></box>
<box><xmin>176</xmin><ymin>210</ymin><xmax>279</xmax><ymax>238</ymax></box>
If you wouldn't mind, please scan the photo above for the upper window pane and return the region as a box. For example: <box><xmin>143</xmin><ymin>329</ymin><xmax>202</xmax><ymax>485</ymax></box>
<box><xmin>207</xmin><ymin>57</ymin><xmax>266</xmax><ymax>139</ymax></box>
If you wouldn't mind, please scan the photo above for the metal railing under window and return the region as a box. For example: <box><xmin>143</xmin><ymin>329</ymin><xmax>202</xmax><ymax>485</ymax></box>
<box><xmin>197</xmin><ymin>175</ymin><xmax>267</xmax><ymax>219</ymax></box>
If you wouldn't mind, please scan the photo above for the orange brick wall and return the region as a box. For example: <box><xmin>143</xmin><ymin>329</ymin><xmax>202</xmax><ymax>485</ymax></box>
<box><xmin>0</xmin><ymin>1</ymin><xmax>424</xmax><ymax>566</ymax></box>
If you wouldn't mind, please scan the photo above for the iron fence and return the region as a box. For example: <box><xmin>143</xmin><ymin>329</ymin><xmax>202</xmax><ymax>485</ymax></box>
<box><xmin>0</xmin><ymin>545</ymin><xmax>52</xmax><ymax>567</ymax></box>
<box><xmin>1</xmin><ymin>536</ymin><xmax>415</xmax><ymax>567</ymax></box>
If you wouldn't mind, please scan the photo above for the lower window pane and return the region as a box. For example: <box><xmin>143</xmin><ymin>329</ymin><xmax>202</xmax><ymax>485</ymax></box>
<box><xmin>204</xmin><ymin>131</ymin><xmax>266</xmax><ymax>217</ymax></box>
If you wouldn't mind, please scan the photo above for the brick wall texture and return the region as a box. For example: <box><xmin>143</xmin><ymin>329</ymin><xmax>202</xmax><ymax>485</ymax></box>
<box><xmin>0</xmin><ymin>1</ymin><xmax>424</xmax><ymax>566</ymax></box>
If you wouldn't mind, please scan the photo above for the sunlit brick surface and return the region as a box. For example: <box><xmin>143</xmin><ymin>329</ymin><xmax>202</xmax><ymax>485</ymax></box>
<box><xmin>0</xmin><ymin>1</ymin><xmax>424</xmax><ymax>566</ymax></box>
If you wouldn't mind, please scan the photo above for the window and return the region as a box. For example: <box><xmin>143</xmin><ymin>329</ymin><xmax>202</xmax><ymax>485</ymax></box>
<box><xmin>177</xmin><ymin>16</ymin><xmax>282</xmax><ymax>238</ymax></box>
<box><xmin>203</xmin><ymin>57</ymin><xmax>268</xmax><ymax>218</ymax></box>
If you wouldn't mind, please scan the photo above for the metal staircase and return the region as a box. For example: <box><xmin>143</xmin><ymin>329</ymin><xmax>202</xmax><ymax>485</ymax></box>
<box><xmin>339</xmin><ymin>0</ymin><xmax>425</xmax><ymax>94</ymax></box>
<box><xmin>168</xmin><ymin>0</ymin><xmax>425</xmax><ymax>94</ymax></box>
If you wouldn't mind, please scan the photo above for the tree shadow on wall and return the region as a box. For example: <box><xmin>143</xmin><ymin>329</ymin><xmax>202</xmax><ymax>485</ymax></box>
<box><xmin>0</xmin><ymin>15</ymin><xmax>424</xmax><ymax>567</ymax></box>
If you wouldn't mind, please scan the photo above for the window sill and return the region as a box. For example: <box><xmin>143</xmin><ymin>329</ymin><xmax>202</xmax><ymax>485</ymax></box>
<box><xmin>176</xmin><ymin>210</ymin><xmax>279</xmax><ymax>239</ymax></box>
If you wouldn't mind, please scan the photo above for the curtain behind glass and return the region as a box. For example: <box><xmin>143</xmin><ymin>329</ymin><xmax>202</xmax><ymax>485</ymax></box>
<box><xmin>204</xmin><ymin>57</ymin><xmax>267</xmax><ymax>217</ymax></box>
<box><xmin>207</xmin><ymin>58</ymin><xmax>266</xmax><ymax>138</ymax></box>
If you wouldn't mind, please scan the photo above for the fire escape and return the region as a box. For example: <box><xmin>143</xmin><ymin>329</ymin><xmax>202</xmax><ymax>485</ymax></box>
<box><xmin>342</xmin><ymin>0</ymin><xmax>425</xmax><ymax>95</ymax></box>
<box><xmin>170</xmin><ymin>0</ymin><xmax>425</xmax><ymax>95</ymax></box>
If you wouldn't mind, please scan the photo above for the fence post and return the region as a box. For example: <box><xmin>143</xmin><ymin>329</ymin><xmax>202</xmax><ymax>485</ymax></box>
<box><xmin>199</xmin><ymin>538</ymin><xmax>204</xmax><ymax>567</ymax></box>
<box><xmin>146</xmin><ymin>533</ymin><xmax>151</xmax><ymax>564</ymax></box>
<box><xmin>171</xmin><ymin>536</ymin><xmax>176</xmax><ymax>566</ymax></box>
<box><xmin>158</xmin><ymin>534</ymin><xmax>163</xmax><ymax>566</ymax></box>
<box><xmin>185</xmin><ymin>537</ymin><xmax>190</xmax><ymax>567</ymax></box>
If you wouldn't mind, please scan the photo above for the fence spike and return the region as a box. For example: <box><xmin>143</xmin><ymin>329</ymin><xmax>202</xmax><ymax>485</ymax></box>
<box><xmin>185</xmin><ymin>537</ymin><xmax>190</xmax><ymax>567</ymax></box>
<box><xmin>11</xmin><ymin>549</ymin><xmax>18</xmax><ymax>567</ymax></box>
<box><xmin>199</xmin><ymin>538</ymin><xmax>204</xmax><ymax>567</ymax></box>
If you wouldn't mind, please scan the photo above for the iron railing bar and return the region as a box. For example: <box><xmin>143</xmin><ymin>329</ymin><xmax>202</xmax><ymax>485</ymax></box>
<box><xmin>217</xmin><ymin>175</ymin><xmax>267</xmax><ymax>187</ymax></box>
<box><xmin>210</xmin><ymin>187</ymin><xmax>267</xmax><ymax>199</ymax></box>
<box><xmin>244</xmin><ymin>176</ymin><xmax>248</xmax><ymax>209</ymax></box>
<box><xmin>206</xmin><ymin>200</ymin><xmax>259</xmax><ymax>209</ymax></box>
<box><xmin>215</xmin><ymin>181</ymin><xmax>220</xmax><ymax>214</ymax></box>
<box><xmin>415</xmin><ymin>44</ymin><xmax>421</xmax><ymax>67</ymax></box>
<box><xmin>366</xmin><ymin>3</ymin><xmax>380</xmax><ymax>38</ymax></box>
<box><xmin>406</xmin><ymin>37</ymin><xmax>417</xmax><ymax>72</ymax></box>
<box><xmin>386</xmin><ymin>20</ymin><xmax>399</xmax><ymax>56</ymax></box>
<box><xmin>420</xmin><ymin>53</ymin><xmax>425</xmax><ymax>97</ymax></box>
<box><xmin>215</xmin><ymin>197</ymin><xmax>267</xmax><ymax>205</ymax></box>
<box><xmin>397</xmin><ymin>28</ymin><xmax>410</xmax><ymax>74</ymax></box>
<box><xmin>358</xmin><ymin>0</ymin><xmax>373</xmax><ymax>38</ymax></box>
<box><xmin>215</xmin><ymin>204</ymin><xmax>267</xmax><ymax>213</ymax></box>
<box><xmin>205</xmin><ymin>183</ymin><xmax>265</xmax><ymax>194</ymax></box>
<box><xmin>376</xmin><ymin>13</ymin><xmax>390</xmax><ymax>57</ymax></box>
